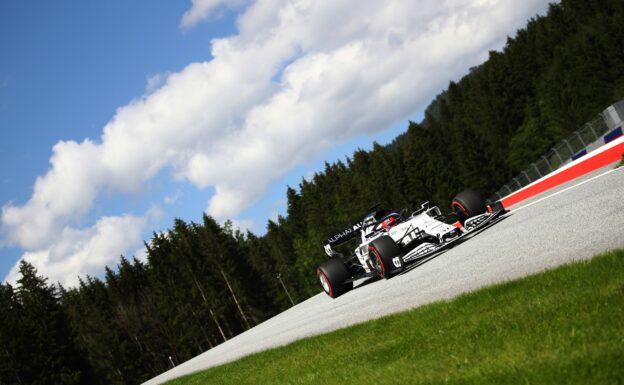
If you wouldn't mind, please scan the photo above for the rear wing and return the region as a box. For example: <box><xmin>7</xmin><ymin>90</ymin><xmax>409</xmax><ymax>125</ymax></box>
<box><xmin>322</xmin><ymin>222</ymin><xmax>362</xmax><ymax>256</ymax></box>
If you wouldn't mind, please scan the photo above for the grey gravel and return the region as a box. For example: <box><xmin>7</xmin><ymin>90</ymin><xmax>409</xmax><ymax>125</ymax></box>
<box><xmin>143</xmin><ymin>164</ymin><xmax>624</xmax><ymax>385</ymax></box>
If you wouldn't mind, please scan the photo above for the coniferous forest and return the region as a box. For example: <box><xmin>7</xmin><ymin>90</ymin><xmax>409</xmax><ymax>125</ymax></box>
<box><xmin>2</xmin><ymin>0</ymin><xmax>623</xmax><ymax>383</ymax></box>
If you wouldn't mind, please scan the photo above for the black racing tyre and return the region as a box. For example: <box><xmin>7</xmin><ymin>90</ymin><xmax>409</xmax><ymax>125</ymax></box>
<box><xmin>452</xmin><ymin>189</ymin><xmax>487</xmax><ymax>224</ymax></box>
<box><xmin>368</xmin><ymin>235</ymin><xmax>404</xmax><ymax>279</ymax></box>
<box><xmin>317</xmin><ymin>258</ymin><xmax>353</xmax><ymax>298</ymax></box>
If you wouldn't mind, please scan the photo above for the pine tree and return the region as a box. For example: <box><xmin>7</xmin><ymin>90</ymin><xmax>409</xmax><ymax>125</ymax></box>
<box><xmin>12</xmin><ymin>261</ymin><xmax>90</xmax><ymax>385</ymax></box>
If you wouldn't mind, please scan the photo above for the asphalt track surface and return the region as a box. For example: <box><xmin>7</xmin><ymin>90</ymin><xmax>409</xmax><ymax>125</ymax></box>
<box><xmin>144</xmin><ymin>163</ymin><xmax>624</xmax><ymax>385</ymax></box>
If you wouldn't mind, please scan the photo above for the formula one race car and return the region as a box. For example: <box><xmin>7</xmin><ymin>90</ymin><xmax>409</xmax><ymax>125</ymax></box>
<box><xmin>316</xmin><ymin>190</ymin><xmax>506</xmax><ymax>298</ymax></box>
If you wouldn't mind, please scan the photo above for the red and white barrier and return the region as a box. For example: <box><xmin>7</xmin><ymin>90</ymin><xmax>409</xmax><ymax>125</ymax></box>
<box><xmin>500</xmin><ymin>135</ymin><xmax>624</xmax><ymax>209</ymax></box>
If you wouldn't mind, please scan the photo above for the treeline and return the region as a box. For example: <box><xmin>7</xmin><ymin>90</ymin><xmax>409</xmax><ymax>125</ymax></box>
<box><xmin>2</xmin><ymin>0</ymin><xmax>624</xmax><ymax>383</ymax></box>
<box><xmin>1</xmin><ymin>218</ymin><xmax>299</xmax><ymax>384</ymax></box>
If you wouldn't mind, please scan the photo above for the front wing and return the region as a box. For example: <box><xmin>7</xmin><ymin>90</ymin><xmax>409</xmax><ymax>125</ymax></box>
<box><xmin>402</xmin><ymin>208</ymin><xmax>507</xmax><ymax>263</ymax></box>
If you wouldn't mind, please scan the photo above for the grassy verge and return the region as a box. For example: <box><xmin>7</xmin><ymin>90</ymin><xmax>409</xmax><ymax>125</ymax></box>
<box><xmin>616</xmin><ymin>153</ymin><xmax>624</xmax><ymax>168</ymax></box>
<box><xmin>168</xmin><ymin>249</ymin><xmax>624</xmax><ymax>385</ymax></box>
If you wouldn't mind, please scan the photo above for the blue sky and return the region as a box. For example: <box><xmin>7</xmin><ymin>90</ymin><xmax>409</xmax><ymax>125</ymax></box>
<box><xmin>0</xmin><ymin>0</ymin><xmax>552</xmax><ymax>286</ymax></box>
<box><xmin>0</xmin><ymin>0</ymin><xmax>238</xmax><ymax>279</ymax></box>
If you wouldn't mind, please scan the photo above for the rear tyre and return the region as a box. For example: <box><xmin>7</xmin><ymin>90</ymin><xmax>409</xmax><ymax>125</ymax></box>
<box><xmin>368</xmin><ymin>235</ymin><xmax>404</xmax><ymax>279</ymax></box>
<box><xmin>452</xmin><ymin>189</ymin><xmax>486</xmax><ymax>224</ymax></box>
<box><xmin>317</xmin><ymin>258</ymin><xmax>353</xmax><ymax>298</ymax></box>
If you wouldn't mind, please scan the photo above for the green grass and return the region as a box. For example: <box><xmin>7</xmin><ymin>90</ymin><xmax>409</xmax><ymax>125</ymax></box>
<box><xmin>168</xmin><ymin>250</ymin><xmax>624</xmax><ymax>385</ymax></box>
<box><xmin>616</xmin><ymin>153</ymin><xmax>624</xmax><ymax>168</ymax></box>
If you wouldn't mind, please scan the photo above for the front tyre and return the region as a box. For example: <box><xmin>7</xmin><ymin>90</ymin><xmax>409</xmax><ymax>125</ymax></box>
<box><xmin>452</xmin><ymin>189</ymin><xmax>487</xmax><ymax>224</ymax></box>
<box><xmin>317</xmin><ymin>258</ymin><xmax>353</xmax><ymax>298</ymax></box>
<box><xmin>368</xmin><ymin>235</ymin><xmax>404</xmax><ymax>279</ymax></box>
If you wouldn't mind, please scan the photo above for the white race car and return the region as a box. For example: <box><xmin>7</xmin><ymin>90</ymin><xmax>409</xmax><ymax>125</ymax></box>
<box><xmin>316</xmin><ymin>190</ymin><xmax>506</xmax><ymax>298</ymax></box>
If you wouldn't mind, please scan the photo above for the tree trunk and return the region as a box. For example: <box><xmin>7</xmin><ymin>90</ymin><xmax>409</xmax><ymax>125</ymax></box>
<box><xmin>220</xmin><ymin>267</ymin><xmax>252</xmax><ymax>329</ymax></box>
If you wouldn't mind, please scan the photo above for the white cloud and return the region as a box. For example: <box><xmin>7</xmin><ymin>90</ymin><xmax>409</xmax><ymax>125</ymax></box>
<box><xmin>164</xmin><ymin>190</ymin><xmax>183</xmax><ymax>205</ymax></box>
<box><xmin>146</xmin><ymin>73</ymin><xmax>167</xmax><ymax>94</ymax></box>
<box><xmin>5</xmin><ymin>213</ymin><xmax>149</xmax><ymax>287</ymax></box>
<box><xmin>180</xmin><ymin>0</ymin><xmax>248</xmax><ymax>30</ymax></box>
<box><xmin>134</xmin><ymin>247</ymin><xmax>149</xmax><ymax>263</ymax></box>
<box><xmin>304</xmin><ymin>170</ymin><xmax>315</xmax><ymax>182</ymax></box>
<box><xmin>2</xmin><ymin>0</ymin><xmax>552</xmax><ymax>285</ymax></box>
<box><xmin>226</xmin><ymin>218</ymin><xmax>257</xmax><ymax>234</ymax></box>
<box><xmin>2</xmin><ymin>139</ymin><xmax>105</xmax><ymax>250</ymax></box>
<box><xmin>269</xmin><ymin>198</ymin><xmax>286</xmax><ymax>222</ymax></box>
